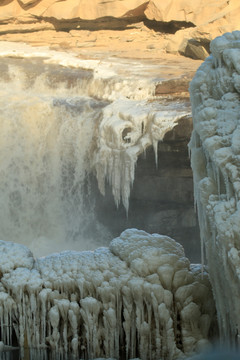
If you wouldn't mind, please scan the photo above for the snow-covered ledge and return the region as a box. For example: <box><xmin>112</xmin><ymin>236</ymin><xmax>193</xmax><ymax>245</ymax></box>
<box><xmin>189</xmin><ymin>31</ymin><xmax>240</xmax><ymax>344</ymax></box>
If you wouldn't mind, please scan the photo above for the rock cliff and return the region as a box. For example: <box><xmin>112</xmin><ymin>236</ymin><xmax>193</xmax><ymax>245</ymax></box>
<box><xmin>0</xmin><ymin>0</ymin><xmax>240</xmax><ymax>59</ymax></box>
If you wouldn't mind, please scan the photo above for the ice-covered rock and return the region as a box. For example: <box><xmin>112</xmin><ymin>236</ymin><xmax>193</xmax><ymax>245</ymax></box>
<box><xmin>189</xmin><ymin>31</ymin><xmax>240</xmax><ymax>344</ymax></box>
<box><xmin>0</xmin><ymin>229</ymin><xmax>216</xmax><ymax>359</ymax></box>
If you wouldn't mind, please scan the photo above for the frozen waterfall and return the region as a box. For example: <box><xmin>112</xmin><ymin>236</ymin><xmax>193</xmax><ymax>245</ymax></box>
<box><xmin>189</xmin><ymin>31</ymin><xmax>240</xmax><ymax>345</ymax></box>
<box><xmin>0</xmin><ymin>42</ymin><xmax>215</xmax><ymax>359</ymax></box>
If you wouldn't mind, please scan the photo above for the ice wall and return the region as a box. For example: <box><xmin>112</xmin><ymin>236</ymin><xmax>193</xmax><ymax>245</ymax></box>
<box><xmin>189</xmin><ymin>31</ymin><xmax>240</xmax><ymax>344</ymax></box>
<box><xmin>0</xmin><ymin>229</ymin><xmax>216</xmax><ymax>359</ymax></box>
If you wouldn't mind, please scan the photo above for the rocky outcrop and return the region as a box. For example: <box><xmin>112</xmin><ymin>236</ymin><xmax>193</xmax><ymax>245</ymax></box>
<box><xmin>0</xmin><ymin>0</ymin><xmax>240</xmax><ymax>59</ymax></box>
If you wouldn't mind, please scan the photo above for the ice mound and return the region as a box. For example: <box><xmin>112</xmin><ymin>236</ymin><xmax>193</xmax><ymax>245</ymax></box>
<box><xmin>0</xmin><ymin>229</ymin><xmax>216</xmax><ymax>359</ymax></box>
<box><xmin>0</xmin><ymin>240</ymin><xmax>34</xmax><ymax>273</ymax></box>
<box><xmin>189</xmin><ymin>31</ymin><xmax>240</xmax><ymax>344</ymax></box>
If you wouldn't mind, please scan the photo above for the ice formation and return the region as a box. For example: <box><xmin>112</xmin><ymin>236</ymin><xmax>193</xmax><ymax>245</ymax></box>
<box><xmin>93</xmin><ymin>99</ymin><xmax>189</xmax><ymax>213</ymax></box>
<box><xmin>0</xmin><ymin>229</ymin><xmax>216</xmax><ymax>359</ymax></box>
<box><xmin>189</xmin><ymin>31</ymin><xmax>240</xmax><ymax>344</ymax></box>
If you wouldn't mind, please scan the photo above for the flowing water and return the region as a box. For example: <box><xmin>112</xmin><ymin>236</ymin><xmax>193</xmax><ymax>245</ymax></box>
<box><xmin>0</xmin><ymin>57</ymin><xmax>113</xmax><ymax>256</ymax></box>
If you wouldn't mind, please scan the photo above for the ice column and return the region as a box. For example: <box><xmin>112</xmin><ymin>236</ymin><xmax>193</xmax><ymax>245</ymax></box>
<box><xmin>189</xmin><ymin>31</ymin><xmax>240</xmax><ymax>344</ymax></box>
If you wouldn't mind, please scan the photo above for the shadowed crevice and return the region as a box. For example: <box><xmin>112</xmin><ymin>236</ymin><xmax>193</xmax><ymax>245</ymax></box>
<box><xmin>41</xmin><ymin>15</ymin><xmax>195</xmax><ymax>33</ymax></box>
<box><xmin>16</xmin><ymin>0</ymin><xmax>43</xmax><ymax>10</ymax></box>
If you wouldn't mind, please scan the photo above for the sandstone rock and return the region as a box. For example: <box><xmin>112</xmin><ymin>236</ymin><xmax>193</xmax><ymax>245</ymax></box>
<box><xmin>0</xmin><ymin>0</ymin><xmax>240</xmax><ymax>60</ymax></box>
<box><xmin>184</xmin><ymin>40</ymin><xmax>209</xmax><ymax>61</ymax></box>
<box><xmin>155</xmin><ymin>77</ymin><xmax>191</xmax><ymax>95</ymax></box>
<box><xmin>145</xmin><ymin>0</ymin><xmax>233</xmax><ymax>25</ymax></box>
<box><xmin>0</xmin><ymin>0</ymin><xmax>239</xmax><ymax>24</ymax></box>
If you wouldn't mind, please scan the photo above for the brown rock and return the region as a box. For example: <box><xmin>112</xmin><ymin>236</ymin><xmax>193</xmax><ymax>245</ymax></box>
<box><xmin>145</xmin><ymin>0</ymin><xmax>239</xmax><ymax>26</ymax></box>
<box><xmin>184</xmin><ymin>40</ymin><xmax>209</xmax><ymax>60</ymax></box>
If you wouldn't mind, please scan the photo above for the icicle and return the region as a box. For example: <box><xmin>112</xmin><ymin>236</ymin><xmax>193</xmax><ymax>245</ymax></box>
<box><xmin>93</xmin><ymin>99</ymin><xmax>190</xmax><ymax>213</ymax></box>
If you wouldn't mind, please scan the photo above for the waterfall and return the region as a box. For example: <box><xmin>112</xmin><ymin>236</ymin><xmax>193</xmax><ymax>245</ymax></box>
<box><xmin>0</xmin><ymin>48</ymin><xmax>190</xmax><ymax>257</ymax></box>
<box><xmin>0</xmin><ymin>57</ymin><xmax>113</xmax><ymax>256</ymax></box>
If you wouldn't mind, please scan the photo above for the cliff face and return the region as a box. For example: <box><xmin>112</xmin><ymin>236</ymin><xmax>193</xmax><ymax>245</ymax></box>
<box><xmin>0</xmin><ymin>0</ymin><xmax>240</xmax><ymax>59</ymax></box>
<box><xmin>0</xmin><ymin>0</ymin><xmax>238</xmax><ymax>23</ymax></box>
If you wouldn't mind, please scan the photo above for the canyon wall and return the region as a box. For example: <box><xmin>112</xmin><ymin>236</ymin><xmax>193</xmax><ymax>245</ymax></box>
<box><xmin>0</xmin><ymin>0</ymin><xmax>240</xmax><ymax>59</ymax></box>
<box><xmin>1</xmin><ymin>0</ymin><xmax>239</xmax><ymax>24</ymax></box>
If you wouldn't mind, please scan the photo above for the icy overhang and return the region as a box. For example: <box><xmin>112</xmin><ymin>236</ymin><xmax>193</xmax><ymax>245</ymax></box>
<box><xmin>93</xmin><ymin>98</ymin><xmax>191</xmax><ymax>213</ymax></box>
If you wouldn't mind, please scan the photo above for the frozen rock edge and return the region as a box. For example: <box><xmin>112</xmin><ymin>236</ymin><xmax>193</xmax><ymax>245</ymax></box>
<box><xmin>189</xmin><ymin>31</ymin><xmax>240</xmax><ymax>344</ymax></box>
<box><xmin>0</xmin><ymin>230</ymin><xmax>216</xmax><ymax>359</ymax></box>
